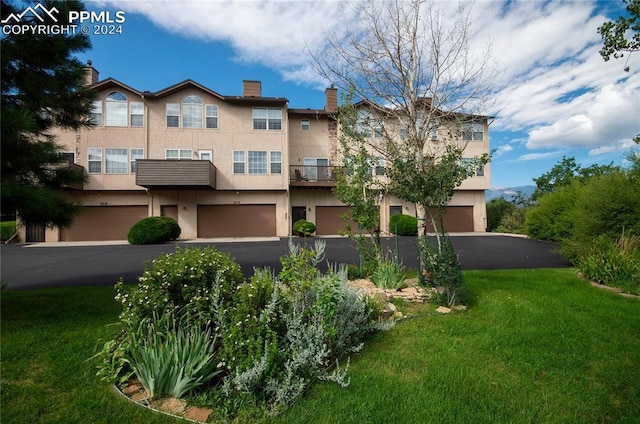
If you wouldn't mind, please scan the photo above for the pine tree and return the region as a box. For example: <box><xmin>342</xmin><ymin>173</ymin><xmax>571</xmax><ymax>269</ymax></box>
<box><xmin>1</xmin><ymin>0</ymin><xmax>94</xmax><ymax>227</ymax></box>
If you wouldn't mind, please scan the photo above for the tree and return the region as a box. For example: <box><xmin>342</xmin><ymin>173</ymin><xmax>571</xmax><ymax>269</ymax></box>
<box><xmin>486</xmin><ymin>197</ymin><xmax>515</xmax><ymax>232</ymax></box>
<box><xmin>313</xmin><ymin>0</ymin><xmax>495</xmax><ymax>244</ymax></box>
<box><xmin>532</xmin><ymin>156</ymin><xmax>618</xmax><ymax>200</ymax></box>
<box><xmin>598</xmin><ymin>0</ymin><xmax>640</xmax><ymax>72</ymax></box>
<box><xmin>1</xmin><ymin>0</ymin><xmax>94</xmax><ymax>227</ymax></box>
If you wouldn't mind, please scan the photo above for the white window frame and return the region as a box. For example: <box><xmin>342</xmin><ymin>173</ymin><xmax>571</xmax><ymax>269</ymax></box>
<box><xmin>90</xmin><ymin>100</ymin><xmax>102</xmax><ymax>126</ymax></box>
<box><xmin>105</xmin><ymin>148</ymin><xmax>128</xmax><ymax>174</ymax></box>
<box><xmin>130</xmin><ymin>148</ymin><xmax>144</xmax><ymax>173</ymax></box>
<box><xmin>105</xmin><ymin>91</ymin><xmax>127</xmax><ymax>127</ymax></box>
<box><xmin>165</xmin><ymin>149</ymin><xmax>193</xmax><ymax>160</ymax></box>
<box><xmin>198</xmin><ymin>150</ymin><xmax>213</xmax><ymax>162</ymax></box>
<box><xmin>130</xmin><ymin>102</ymin><xmax>144</xmax><ymax>127</ymax></box>
<box><xmin>166</xmin><ymin>103</ymin><xmax>179</xmax><ymax>128</ymax></box>
<box><xmin>301</xmin><ymin>119</ymin><xmax>310</xmax><ymax>131</ymax></box>
<box><xmin>182</xmin><ymin>95</ymin><xmax>203</xmax><ymax>129</ymax></box>
<box><xmin>375</xmin><ymin>157</ymin><xmax>386</xmax><ymax>176</ymax></box>
<box><xmin>248</xmin><ymin>151</ymin><xmax>268</xmax><ymax>174</ymax></box>
<box><xmin>88</xmin><ymin>148</ymin><xmax>102</xmax><ymax>174</ymax></box>
<box><xmin>253</xmin><ymin>107</ymin><xmax>282</xmax><ymax>130</ymax></box>
<box><xmin>205</xmin><ymin>104</ymin><xmax>218</xmax><ymax>129</ymax></box>
<box><xmin>462</xmin><ymin>122</ymin><xmax>484</xmax><ymax>141</ymax></box>
<box><xmin>233</xmin><ymin>151</ymin><xmax>245</xmax><ymax>174</ymax></box>
<box><xmin>270</xmin><ymin>151</ymin><xmax>282</xmax><ymax>174</ymax></box>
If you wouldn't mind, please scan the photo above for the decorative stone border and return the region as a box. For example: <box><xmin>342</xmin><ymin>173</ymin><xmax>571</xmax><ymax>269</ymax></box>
<box><xmin>114</xmin><ymin>378</ymin><xmax>213</xmax><ymax>423</ymax></box>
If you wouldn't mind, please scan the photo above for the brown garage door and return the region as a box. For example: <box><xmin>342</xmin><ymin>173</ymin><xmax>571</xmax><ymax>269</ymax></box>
<box><xmin>316</xmin><ymin>206</ymin><xmax>360</xmax><ymax>235</ymax></box>
<box><xmin>425</xmin><ymin>206</ymin><xmax>474</xmax><ymax>232</ymax></box>
<box><xmin>198</xmin><ymin>205</ymin><xmax>276</xmax><ymax>237</ymax></box>
<box><xmin>60</xmin><ymin>206</ymin><xmax>148</xmax><ymax>241</ymax></box>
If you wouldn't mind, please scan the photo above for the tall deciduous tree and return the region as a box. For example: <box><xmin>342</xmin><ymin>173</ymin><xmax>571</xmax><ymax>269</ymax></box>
<box><xmin>1</xmin><ymin>0</ymin><xmax>94</xmax><ymax>227</ymax></box>
<box><xmin>313</xmin><ymin>0</ymin><xmax>495</xmax><ymax>242</ymax></box>
<box><xmin>598</xmin><ymin>0</ymin><xmax>639</xmax><ymax>72</ymax></box>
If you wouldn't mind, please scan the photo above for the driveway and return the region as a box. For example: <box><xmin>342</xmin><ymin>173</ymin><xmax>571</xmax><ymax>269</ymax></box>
<box><xmin>0</xmin><ymin>235</ymin><xmax>570</xmax><ymax>290</ymax></box>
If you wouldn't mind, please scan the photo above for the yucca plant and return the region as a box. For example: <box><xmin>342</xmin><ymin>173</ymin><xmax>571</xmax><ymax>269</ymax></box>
<box><xmin>370</xmin><ymin>257</ymin><xmax>406</xmax><ymax>290</ymax></box>
<box><xmin>125</xmin><ymin>311</ymin><xmax>221</xmax><ymax>399</ymax></box>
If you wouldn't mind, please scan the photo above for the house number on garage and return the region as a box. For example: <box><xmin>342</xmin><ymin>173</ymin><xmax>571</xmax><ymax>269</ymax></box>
<box><xmin>100</xmin><ymin>202</ymin><xmax>108</xmax><ymax>206</ymax></box>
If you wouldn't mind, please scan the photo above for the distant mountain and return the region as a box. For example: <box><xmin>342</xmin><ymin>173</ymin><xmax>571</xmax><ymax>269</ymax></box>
<box><xmin>486</xmin><ymin>185</ymin><xmax>535</xmax><ymax>202</ymax></box>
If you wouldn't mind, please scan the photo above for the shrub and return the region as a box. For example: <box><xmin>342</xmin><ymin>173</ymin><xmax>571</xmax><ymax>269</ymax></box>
<box><xmin>127</xmin><ymin>216</ymin><xmax>181</xmax><ymax>245</ymax></box>
<box><xmin>389</xmin><ymin>214</ymin><xmax>418</xmax><ymax>236</ymax></box>
<box><xmin>292</xmin><ymin>219</ymin><xmax>316</xmax><ymax>237</ymax></box>
<box><xmin>115</xmin><ymin>246</ymin><xmax>244</xmax><ymax>326</ymax></box>
<box><xmin>577</xmin><ymin>234</ymin><xmax>640</xmax><ymax>294</ymax></box>
<box><xmin>417</xmin><ymin>236</ymin><xmax>467</xmax><ymax>306</ymax></box>
<box><xmin>526</xmin><ymin>183</ymin><xmax>579</xmax><ymax>242</ymax></box>
<box><xmin>486</xmin><ymin>198</ymin><xmax>516</xmax><ymax>232</ymax></box>
<box><xmin>125</xmin><ymin>310</ymin><xmax>222</xmax><ymax>399</ymax></box>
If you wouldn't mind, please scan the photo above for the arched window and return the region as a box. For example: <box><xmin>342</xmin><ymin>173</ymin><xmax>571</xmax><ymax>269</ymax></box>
<box><xmin>105</xmin><ymin>91</ymin><xmax>127</xmax><ymax>127</ymax></box>
<box><xmin>182</xmin><ymin>95</ymin><xmax>203</xmax><ymax>128</ymax></box>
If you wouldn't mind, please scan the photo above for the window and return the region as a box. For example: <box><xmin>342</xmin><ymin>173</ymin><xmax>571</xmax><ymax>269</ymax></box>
<box><xmin>373</xmin><ymin>119</ymin><xmax>384</xmax><ymax>138</ymax></box>
<box><xmin>462</xmin><ymin>122</ymin><xmax>483</xmax><ymax>141</ymax></box>
<box><xmin>375</xmin><ymin>157</ymin><xmax>386</xmax><ymax>176</ymax></box>
<box><xmin>356</xmin><ymin>110</ymin><xmax>371</xmax><ymax>135</ymax></box>
<box><xmin>461</xmin><ymin>158</ymin><xmax>484</xmax><ymax>177</ymax></box>
<box><xmin>182</xmin><ymin>95</ymin><xmax>203</xmax><ymax>128</ymax></box>
<box><xmin>270</xmin><ymin>151</ymin><xmax>282</xmax><ymax>174</ymax></box>
<box><xmin>303</xmin><ymin>158</ymin><xmax>329</xmax><ymax>181</ymax></box>
<box><xmin>233</xmin><ymin>151</ymin><xmax>245</xmax><ymax>174</ymax></box>
<box><xmin>166</xmin><ymin>103</ymin><xmax>179</xmax><ymax>128</ymax></box>
<box><xmin>88</xmin><ymin>148</ymin><xmax>102</xmax><ymax>173</ymax></box>
<box><xmin>253</xmin><ymin>107</ymin><xmax>282</xmax><ymax>130</ymax></box>
<box><xmin>199</xmin><ymin>150</ymin><xmax>213</xmax><ymax>161</ymax></box>
<box><xmin>130</xmin><ymin>102</ymin><xmax>144</xmax><ymax>127</ymax></box>
<box><xmin>105</xmin><ymin>92</ymin><xmax>127</xmax><ymax>127</ymax></box>
<box><xmin>476</xmin><ymin>164</ymin><xmax>485</xmax><ymax>177</ymax></box>
<box><xmin>166</xmin><ymin>149</ymin><xmax>192</xmax><ymax>160</ymax></box>
<box><xmin>59</xmin><ymin>152</ymin><xmax>75</xmax><ymax>165</ymax></box>
<box><xmin>399</xmin><ymin>127</ymin><xmax>408</xmax><ymax>140</ymax></box>
<box><xmin>105</xmin><ymin>148</ymin><xmax>128</xmax><ymax>174</ymax></box>
<box><xmin>248</xmin><ymin>151</ymin><xmax>267</xmax><ymax>174</ymax></box>
<box><xmin>205</xmin><ymin>105</ymin><xmax>218</xmax><ymax>129</ymax></box>
<box><xmin>130</xmin><ymin>148</ymin><xmax>144</xmax><ymax>173</ymax></box>
<box><xmin>301</xmin><ymin>119</ymin><xmax>310</xmax><ymax>131</ymax></box>
<box><xmin>90</xmin><ymin>101</ymin><xmax>102</xmax><ymax>125</ymax></box>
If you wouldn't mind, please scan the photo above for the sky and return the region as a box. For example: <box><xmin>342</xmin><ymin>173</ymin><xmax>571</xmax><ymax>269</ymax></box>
<box><xmin>75</xmin><ymin>0</ymin><xmax>640</xmax><ymax>189</ymax></box>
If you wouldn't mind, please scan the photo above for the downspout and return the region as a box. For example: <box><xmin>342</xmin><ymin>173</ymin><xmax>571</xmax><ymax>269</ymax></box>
<box><xmin>142</xmin><ymin>93</ymin><xmax>152</xmax><ymax>216</ymax></box>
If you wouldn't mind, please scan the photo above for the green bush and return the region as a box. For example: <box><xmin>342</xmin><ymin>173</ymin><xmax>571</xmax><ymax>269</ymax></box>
<box><xmin>486</xmin><ymin>198</ymin><xmax>516</xmax><ymax>232</ymax></box>
<box><xmin>417</xmin><ymin>236</ymin><xmax>467</xmax><ymax>306</ymax></box>
<box><xmin>389</xmin><ymin>214</ymin><xmax>418</xmax><ymax>236</ymax></box>
<box><xmin>577</xmin><ymin>235</ymin><xmax>640</xmax><ymax>294</ymax></box>
<box><xmin>115</xmin><ymin>246</ymin><xmax>244</xmax><ymax>327</ymax></box>
<box><xmin>292</xmin><ymin>219</ymin><xmax>316</xmax><ymax>237</ymax></box>
<box><xmin>127</xmin><ymin>216</ymin><xmax>181</xmax><ymax>245</ymax></box>
<box><xmin>526</xmin><ymin>183</ymin><xmax>579</xmax><ymax>242</ymax></box>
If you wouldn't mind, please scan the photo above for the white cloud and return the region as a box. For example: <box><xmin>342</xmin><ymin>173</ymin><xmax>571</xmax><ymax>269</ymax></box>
<box><xmin>107</xmin><ymin>0</ymin><xmax>640</xmax><ymax>157</ymax></box>
<box><xmin>511</xmin><ymin>151</ymin><xmax>564</xmax><ymax>162</ymax></box>
<box><xmin>493</xmin><ymin>144</ymin><xmax>513</xmax><ymax>157</ymax></box>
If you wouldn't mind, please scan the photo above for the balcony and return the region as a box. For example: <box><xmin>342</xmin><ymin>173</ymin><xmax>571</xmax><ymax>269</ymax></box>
<box><xmin>289</xmin><ymin>165</ymin><xmax>341</xmax><ymax>188</ymax></box>
<box><xmin>136</xmin><ymin>160</ymin><xmax>216</xmax><ymax>189</ymax></box>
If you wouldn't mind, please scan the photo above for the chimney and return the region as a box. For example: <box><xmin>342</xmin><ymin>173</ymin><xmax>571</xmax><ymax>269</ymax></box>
<box><xmin>243</xmin><ymin>80</ymin><xmax>262</xmax><ymax>97</ymax></box>
<box><xmin>325</xmin><ymin>86</ymin><xmax>338</xmax><ymax>113</ymax></box>
<box><xmin>84</xmin><ymin>60</ymin><xmax>99</xmax><ymax>86</ymax></box>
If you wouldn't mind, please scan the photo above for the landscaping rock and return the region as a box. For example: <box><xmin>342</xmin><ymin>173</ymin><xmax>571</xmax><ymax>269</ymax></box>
<box><xmin>436</xmin><ymin>306</ymin><xmax>452</xmax><ymax>314</ymax></box>
<box><xmin>151</xmin><ymin>397</ymin><xmax>187</xmax><ymax>416</ymax></box>
<box><xmin>184</xmin><ymin>406</ymin><xmax>214</xmax><ymax>422</ymax></box>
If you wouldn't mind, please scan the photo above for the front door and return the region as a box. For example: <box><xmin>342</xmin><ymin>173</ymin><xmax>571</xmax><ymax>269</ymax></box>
<box><xmin>291</xmin><ymin>206</ymin><xmax>307</xmax><ymax>230</ymax></box>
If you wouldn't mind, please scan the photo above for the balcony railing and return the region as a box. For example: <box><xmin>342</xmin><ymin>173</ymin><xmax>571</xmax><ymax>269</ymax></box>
<box><xmin>289</xmin><ymin>165</ymin><xmax>341</xmax><ymax>187</ymax></box>
<box><xmin>136</xmin><ymin>159</ymin><xmax>216</xmax><ymax>189</ymax></box>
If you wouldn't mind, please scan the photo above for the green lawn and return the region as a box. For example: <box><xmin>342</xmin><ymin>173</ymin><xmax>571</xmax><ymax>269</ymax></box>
<box><xmin>2</xmin><ymin>269</ymin><xmax>639</xmax><ymax>423</ymax></box>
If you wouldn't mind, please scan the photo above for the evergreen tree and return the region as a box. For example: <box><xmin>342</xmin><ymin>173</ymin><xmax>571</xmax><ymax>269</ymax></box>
<box><xmin>1</xmin><ymin>0</ymin><xmax>94</xmax><ymax>227</ymax></box>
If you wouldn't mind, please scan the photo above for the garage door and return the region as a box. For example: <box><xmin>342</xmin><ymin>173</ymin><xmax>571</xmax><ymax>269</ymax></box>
<box><xmin>316</xmin><ymin>206</ymin><xmax>359</xmax><ymax>236</ymax></box>
<box><xmin>425</xmin><ymin>206</ymin><xmax>474</xmax><ymax>232</ymax></box>
<box><xmin>198</xmin><ymin>205</ymin><xmax>276</xmax><ymax>237</ymax></box>
<box><xmin>60</xmin><ymin>206</ymin><xmax>148</xmax><ymax>241</ymax></box>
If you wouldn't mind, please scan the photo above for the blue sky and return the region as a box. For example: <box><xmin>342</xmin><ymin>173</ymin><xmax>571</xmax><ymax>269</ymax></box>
<box><xmin>77</xmin><ymin>0</ymin><xmax>639</xmax><ymax>189</ymax></box>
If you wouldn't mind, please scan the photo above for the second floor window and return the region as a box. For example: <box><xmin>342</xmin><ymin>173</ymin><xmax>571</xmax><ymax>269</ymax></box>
<box><xmin>130</xmin><ymin>148</ymin><xmax>144</xmax><ymax>173</ymax></box>
<box><xmin>206</xmin><ymin>105</ymin><xmax>218</xmax><ymax>129</ymax></box>
<box><xmin>105</xmin><ymin>91</ymin><xmax>127</xmax><ymax>127</ymax></box>
<box><xmin>301</xmin><ymin>119</ymin><xmax>310</xmax><ymax>131</ymax></box>
<box><xmin>88</xmin><ymin>148</ymin><xmax>102</xmax><ymax>173</ymax></box>
<box><xmin>130</xmin><ymin>102</ymin><xmax>144</xmax><ymax>127</ymax></box>
<box><xmin>105</xmin><ymin>148</ymin><xmax>128</xmax><ymax>174</ymax></box>
<box><xmin>166</xmin><ymin>103</ymin><xmax>179</xmax><ymax>127</ymax></box>
<box><xmin>182</xmin><ymin>95</ymin><xmax>203</xmax><ymax>128</ymax></box>
<box><xmin>462</xmin><ymin>122</ymin><xmax>484</xmax><ymax>141</ymax></box>
<box><xmin>166</xmin><ymin>149</ymin><xmax>193</xmax><ymax>160</ymax></box>
<box><xmin>253</xmin><ymin>107</ymin><xmax>282</xmax><ymax>130</ymax></box>
<box><xmin>90</xmin><ymin>101</ymin><xmax>102</xmax><ymax>125</ymax></box>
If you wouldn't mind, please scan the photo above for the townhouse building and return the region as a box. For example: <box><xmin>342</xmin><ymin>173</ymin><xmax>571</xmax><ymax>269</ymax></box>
<box><xmin>23</xmin><ymin>62</ymin><xmax>490</xmax><ymax>242</ymax></box>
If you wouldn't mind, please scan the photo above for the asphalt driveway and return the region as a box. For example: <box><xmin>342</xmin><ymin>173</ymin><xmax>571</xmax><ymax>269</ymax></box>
<box><xmin>0</xmin><ymin>235</ymin><xmax>570</xmax><ymax>290</ymax></box>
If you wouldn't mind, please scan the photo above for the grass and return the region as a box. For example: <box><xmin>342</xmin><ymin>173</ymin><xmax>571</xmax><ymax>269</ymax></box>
<box><xmin>2</xmin><ymin>269</ymin><xmax>639</xmax><ymax>423</ymax></box>
<box><xmin>1</xmin><ymin>221</ymin><xmax>16</xmax><ymax>241</ymax></box>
